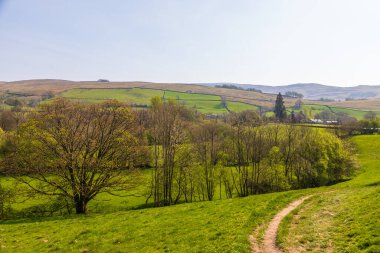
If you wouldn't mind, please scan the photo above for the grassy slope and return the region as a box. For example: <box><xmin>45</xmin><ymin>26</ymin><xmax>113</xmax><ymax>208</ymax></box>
<box><xmin>5</xmin><ymin>79</ymin><xmax>380</xmax><ymax>111</ymax></box>
<box><xmin>61</xmin><ymin>88</ymin><xmax>258</xmax><ymax>114</ymax></box>
<box><xmin>278</xmin><ymin>135</ymin><xmax>380</xmax><ymax>252</ymax></box>
<box><xmin>329</xmin><ymin>106</ymin><xmax>380</xmax><ymax>120</ymax></box>
<box><xmin>292</xmin><ymin>104</ymin><xmax>380</xmax><ymax>120</ymax></box>
<box><xmin>62</xmin><ymin>88</ymin><xmax>376</xmax><ymax>118</ymax></box>
<box><xmin>0</xmin><ymin>136</ymin><xmax>378</xmax><ymax>252</ymax></box>
<box><xmin>0</xmin><ymin>191</ymin><xmax>305</xmax><ymax>252</ymax></box>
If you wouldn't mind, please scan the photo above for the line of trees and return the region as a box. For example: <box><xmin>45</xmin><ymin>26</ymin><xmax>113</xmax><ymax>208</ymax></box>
<box><xmin>0</xmin><ymin>98</ymin><xmax>356</xmax><ymax>215</ymax></box>
<box><xmin>143</xmin><ymin>98</ymin><xmax>355</xmax><ymax>207</ymax></box>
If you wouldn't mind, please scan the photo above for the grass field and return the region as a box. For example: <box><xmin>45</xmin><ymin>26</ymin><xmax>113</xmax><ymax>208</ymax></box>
<box><xmin>0</xmin><ymin>137</ymin><xmax>379</xmax><ymax>252</ymax></box>
<box><xmin>278</xmin><ymin>135</ymin><xmax>380</xmax><ymax>252</ymax></box>
<box><xmin>60</xmin><ymin>88</ymin><xmax>258</xmax><ymax>114</ymax></box>
<box><xmin>293</xmin><ymin>104</ymin><xmax>380</xmax><ymax>120</ymax></box>
<box><xmin>329</xmin><ymin>106</ymin><xmax>380</xmax><ymax>120</ymax></box>
<box><xmin>0</xmin><ymin>187</ymin><xmax>305</xmax><ymax>252</ymax></box>
<box><xmin>293</xmin><ymin>104</ymin><xmax>330</xmax><ymax>118</ymax></box>
<box><xmin>63</xmin><ymin>88</ymin><xmax>376</xmax><ymax>118</ymax></box>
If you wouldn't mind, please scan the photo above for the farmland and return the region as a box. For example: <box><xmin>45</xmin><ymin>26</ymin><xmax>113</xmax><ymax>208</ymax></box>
<box><xmin>61</xmin><ymin>88</ymin><xmax>258</xmax><ymax>114</ymax></box>
<box><xmin>1</xmin><ymin>79</ymin><xmax>380</xmax><ymax>119</ymax></box>
<box><xmin>60</xmin><ymin>87</ymin><xmax>377</xmax><ymax>119</ymax></box>
<box><xmin>291</xmin><ymin>104</ymin><xmax>380</xmax><ymax>120</ymax></box>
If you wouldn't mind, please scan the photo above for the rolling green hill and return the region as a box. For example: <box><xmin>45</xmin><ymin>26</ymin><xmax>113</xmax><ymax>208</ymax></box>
<box><xmin>0</xmin><ymin>135</ymin><xmax>379</xmax><ymax>252</ymax></box>
<box><xmin>61</xmin><ymin>88</ymin><xmax>377</xmax><ymax>119</ymax></box>
<box><xmin>2</xmin><ymin>79</ymin><xmax>380</xmax><ymax>118</ymax></box>
<box><xmin>61</xmin><ymin>88</ymin><xmax>258</xmax><ymax>114</ymax></box>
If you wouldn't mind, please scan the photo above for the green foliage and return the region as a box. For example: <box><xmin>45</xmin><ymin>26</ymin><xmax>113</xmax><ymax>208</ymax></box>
<box><xmin>277</xmin><ymin>135</ymin><xmax>380</xmax><ymax>252</ymax></box>
<box><xmin>0</xmin><ymin>182</ymin><xmax>15</xmax><ymax>219</ymax></box>
<box><xmin>274</xmin><ymin>93</ymin><xmax>287</xmax><ymax>121</ymax></box>
<box><xmin>4</xmin><ymin>98</ymin><xmax>23</xmax><ymax>107</ymax></box>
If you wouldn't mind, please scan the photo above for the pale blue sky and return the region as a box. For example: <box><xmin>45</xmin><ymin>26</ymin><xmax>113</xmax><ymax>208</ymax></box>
<box><xmin>0</xmin><ymin>0</ymin><xmax>380</xmax><ymax>86</ymax></box>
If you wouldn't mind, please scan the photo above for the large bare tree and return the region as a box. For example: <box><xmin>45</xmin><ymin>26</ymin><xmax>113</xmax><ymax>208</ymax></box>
<box><xmin>3</xmin><ymin>99</ymin><xmax>141</xmax><ymax>214</ymax></box>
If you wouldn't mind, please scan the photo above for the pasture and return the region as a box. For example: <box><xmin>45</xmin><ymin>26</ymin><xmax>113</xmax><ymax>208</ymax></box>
<box><xmin>293</xmin><ymin>103</ymin><xmax>380</xmax><ymax>120</ymax></box>
<box><xmin>0</xmin><ymin>135</ymin><xmax>379</xmax><ymax>252</ymax></box>
<box><xmin>60</xmin><ymin>88</ymin><xmax>258</xmax><ymax>114</ymax></box>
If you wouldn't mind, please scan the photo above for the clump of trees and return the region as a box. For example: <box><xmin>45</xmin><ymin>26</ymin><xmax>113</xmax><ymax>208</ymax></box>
<box><xmin>2</xmin><ymin>99</ymin><xmax>147</xmax><ymax>214</ymax></box>
<box><xmin>214</xmin><ymin>84</ymin><xmax>262</xmax><ymax>93</ymax></box>
<box><xmin>0</xmin><ymin>97</ymin><xmax>356</xmax><ymax>216</ymax></box>
<box><xmin>144</xmin><ymin>98</ymin><xmax>355</xmax><ymax>206</ymax></box>
<box><xmin>285</xmin><ymin>91</ymin><xmax>303</xmax><ymax>98</ymax></box>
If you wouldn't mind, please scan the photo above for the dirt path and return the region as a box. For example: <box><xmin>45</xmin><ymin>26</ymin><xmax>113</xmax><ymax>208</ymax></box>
<box><xmin>251</xmin><ymin>196</ymin><xmax>311</xmax><ymax>253</ymax></box>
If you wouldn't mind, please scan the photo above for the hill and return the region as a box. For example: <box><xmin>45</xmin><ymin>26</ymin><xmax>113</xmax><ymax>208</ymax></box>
<box><xmin>198</xmin><ymin>82</ymin><xmax>380</xmax><ymax>100</ymax></box>
<box><xmin>0</xmin><ymin>135</ymin><xmax>378</xmax><ymax>252</ymax></box>
<box><xmin>3</xmin><ymin>79</ymin><xmax>380</xmax><ymax>116</ymax></box>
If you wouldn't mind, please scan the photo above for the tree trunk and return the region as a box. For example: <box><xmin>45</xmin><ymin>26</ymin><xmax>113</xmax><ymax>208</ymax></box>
<box><xmin>74</xmin><ymin>196</ymin><xmax>87</xmax><ymax>214</ymax></box>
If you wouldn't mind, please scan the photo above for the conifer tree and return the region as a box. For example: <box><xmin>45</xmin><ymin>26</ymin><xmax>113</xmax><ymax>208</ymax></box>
<box><xmin>274</xmin><ymin>93</ymin><xmax>287</xmax><ymax>121</ymax></box>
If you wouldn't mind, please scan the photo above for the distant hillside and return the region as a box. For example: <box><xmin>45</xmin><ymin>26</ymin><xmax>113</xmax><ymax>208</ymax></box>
<box><xmin>0</xmin><ymin>79</ymin><xmax>294</xmax><ymax>109</ymax></box>
<box><xmin>3</xmin><ymin>79</ymin><xmax>380</xmax><ymax>111</ymax></box>
<box><xmin>198</xmin><ymin>82</ymin><xmax>380</xmax><ymax>100</ymax></box>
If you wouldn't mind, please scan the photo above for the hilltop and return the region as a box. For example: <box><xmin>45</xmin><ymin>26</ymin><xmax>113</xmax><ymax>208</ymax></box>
<box><xmin>198</xmin><ymin>82</ymin><xmax>380</xmax><ymax>100</ymax></box>
<box><xmin>2</xmin><ymin>79</ymin><xmax>380</xmax><ymax>113</ymax></box>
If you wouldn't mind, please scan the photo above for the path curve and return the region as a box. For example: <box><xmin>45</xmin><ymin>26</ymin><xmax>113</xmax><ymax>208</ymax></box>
<box><xmin>251</xmin><ymin>196</ymin><xmax>311</xmax><ymax>253</ymax></box>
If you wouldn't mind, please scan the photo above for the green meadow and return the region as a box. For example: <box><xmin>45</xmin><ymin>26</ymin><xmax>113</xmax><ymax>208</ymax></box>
<box><xmin>293</xmin><ymin>104</ymin><xmax>380</xmax><ymax>120</ymax></box>
<box><xmin>60</xmin><ymin>88</ymin><xmax>258</xmax><ymax>114</ymax></box>
<box><xmin>0</xmin><ymin>135</ymin><xmax>379</xmax><ymax>252</ymax></box>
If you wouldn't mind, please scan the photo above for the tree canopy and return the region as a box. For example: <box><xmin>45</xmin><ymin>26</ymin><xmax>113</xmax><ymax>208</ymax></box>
<box><xmin>274</xmin><ymin>93</ymin><xmax>287</xmax><ymax>121</ymax></box>
<box><xmin>3</xmin><ymin>99</ymin><xmax>142</xmax><ymax>214</ymax></box>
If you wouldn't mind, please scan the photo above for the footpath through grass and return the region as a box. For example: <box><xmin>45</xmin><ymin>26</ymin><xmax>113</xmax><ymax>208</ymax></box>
<box><xmin>278</xmin><ymin>135</ymin><xmax>380</xmax><ymax>253</ymax></box>
<box><xmin>0</xmin><ymin>191</ymin><xmax>305</xmax><ymax>252</ymax></box>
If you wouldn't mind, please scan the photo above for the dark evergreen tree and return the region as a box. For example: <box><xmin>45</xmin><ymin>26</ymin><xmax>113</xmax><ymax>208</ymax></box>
<box><xmin>274</xmin><ymin>93</ymin><xmax>287</xmax><ymax>121</ymax></box>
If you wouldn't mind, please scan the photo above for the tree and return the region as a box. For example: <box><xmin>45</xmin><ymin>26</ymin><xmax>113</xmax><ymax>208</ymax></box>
<box><xmin>294</xmin><ymin>99</ymin><xmax>303</xmax><ymax>110</ymax></box>
<box><xmin>0</xmin><ymin>110</ymin><xmax>17</xmax><ymax>131</ymax></box>
<box><xmin>364</xmin><ymin>111</ymin><xmax>377</xmax><ymax>121</ymax></box>
<box><xmin>148</xmin><ymin>97</ymin><xmax>188</xmax><ymax>206</ymax></box>
<box><xmin>274</xmin><ymin>93</ymin><xmax>287</xmax><ymax>121</ymax></box>
<box><xmin>3</xmin><ymin>99</ymin><xmax>141</xmax><ymax>214</ymax></box>
<box><xmin>191</xmin><ymin>120</ymin><xmax>226</xmax><ymax>201</ymax></box>
<box><xmin>220</xmin><ymin>96</ymin><xmax>227</xmax><ymax>109</ymax></box>
<box><xmin>228</xmin><ymin>110</ymin><xmax>261</xmax><ymax>196</ymax></box>
<box><xmin>285</xmin><ymin>91</ymin><xmax>303</xmax><ymax>98</ymax></box>
<box><xmin>4</xmin><ymin>97</ymin><xmax>23</xmax><ymax>107</ymax></box>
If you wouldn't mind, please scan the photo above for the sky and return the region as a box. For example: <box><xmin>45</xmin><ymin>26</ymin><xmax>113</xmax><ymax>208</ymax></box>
<box><xmin>0</xmin><ymin>0</ymin><xmax>380</xmax><ymax>86</ymax></box>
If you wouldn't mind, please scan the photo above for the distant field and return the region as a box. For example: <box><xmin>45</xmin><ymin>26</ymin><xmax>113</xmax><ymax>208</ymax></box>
<box><xmin>329</xmin><ymin>106</ymin><xmax>380</xmax><ymax>120</ymax></box>
<box><xmin>4</xmin><ymin>79</ymin><xmax>380</xmax><ymax>112</ymax></box>
<box><xmin>293</xmin><ymin>104</ymin><xmax>330</xmax><ymax>118</ymax></box>
<box><xmin>61</xmin><ymin>88</ymin><xmax>378</xmax><ymax>118</ymax></box>
<box><xmin>292</xmin><ymin>104</ymin><xmax>380</xmax><ymax>120</ymax></box>
<box><xmin>60</xmin><ymin>88</ymin><xmax>258</xmax><ymax>114</ymax></box>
